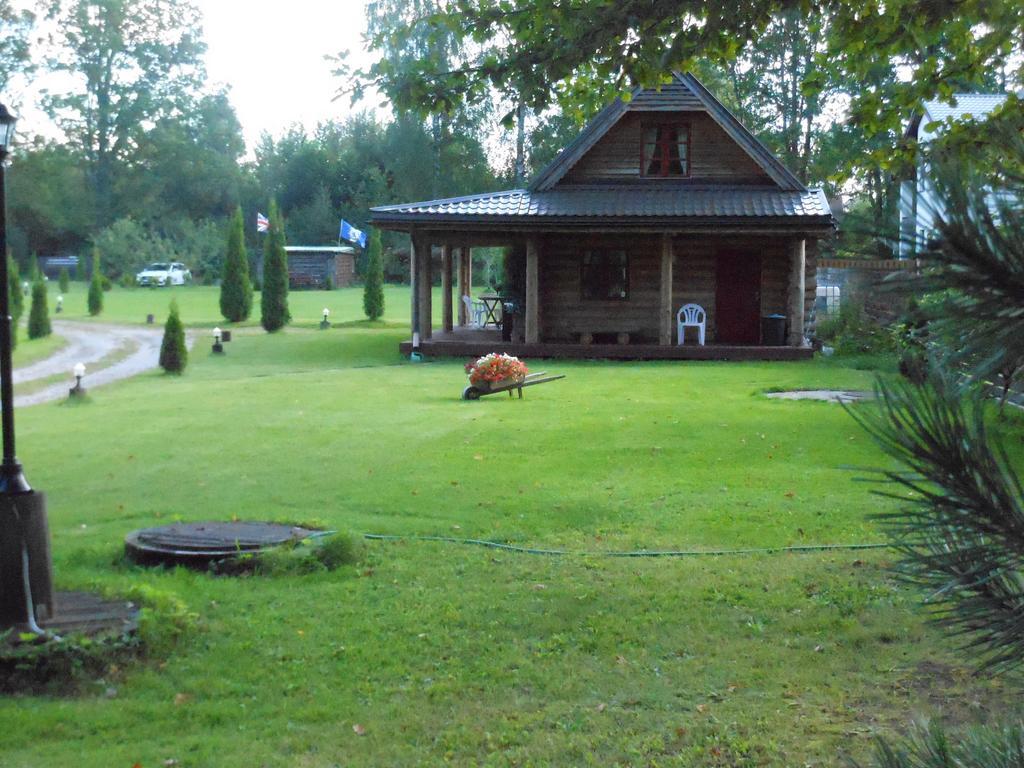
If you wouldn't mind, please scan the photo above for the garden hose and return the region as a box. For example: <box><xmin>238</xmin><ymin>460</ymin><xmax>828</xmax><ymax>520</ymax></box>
<box><xmin>359</xmin><ymin>533</ymin><xmax>890</xmax><ymax>558</ymax></box>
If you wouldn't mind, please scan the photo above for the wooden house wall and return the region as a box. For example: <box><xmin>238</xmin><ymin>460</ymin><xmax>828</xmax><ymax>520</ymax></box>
<box><xmin>539</xmin><ymin>234</ymin><xmax>662</xmax><ymax>343</ymax></box>
<box><xmin>537</xmin><ymin>234</ymin><xmax>798</xmax><ymax>344</ymax></box>
<box><xmin>334</xmin><ymin>253</ymin><xmax>356</xmax><ymax>287</ymax></box>
<box><xmin>560</xmin><ymin>112</ymin><xmax>774</xmax><ymax>186</ymax></box>
<box><xmin>287</xmin><ymin>252</ymin><xmax>356</xmax><ymax>288</ymax></box>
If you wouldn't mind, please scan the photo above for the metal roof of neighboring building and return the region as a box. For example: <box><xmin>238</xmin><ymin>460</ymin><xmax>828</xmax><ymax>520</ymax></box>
<box><xmin>923</xmin><ymin>93</ymin><xmax>1009</xmax><ymax>123</ymax></box>
<box><xmin>284</xmin><ymin>246</ymin><xmax>355</xmax><ymax>253</ymax></box>
<box><xmin>370</xmin><ymin>186</ymin><xmax>833</xmax><ymax>226</ymax></box>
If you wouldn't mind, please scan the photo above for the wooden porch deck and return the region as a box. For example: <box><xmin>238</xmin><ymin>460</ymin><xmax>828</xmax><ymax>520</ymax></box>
<box><xmin>401</xmin><ymin>329</ymin><xmax>812</xmax><ymax>361</ymax></box>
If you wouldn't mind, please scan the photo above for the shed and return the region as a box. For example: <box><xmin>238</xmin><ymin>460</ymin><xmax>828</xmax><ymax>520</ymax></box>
<box><xmin>264</xmin><ymin>246</ymin><xmax>356</xmax><ymax>289</ymax></box>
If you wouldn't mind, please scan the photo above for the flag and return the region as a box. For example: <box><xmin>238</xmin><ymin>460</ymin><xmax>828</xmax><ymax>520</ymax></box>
<box><xmin>339</xmin><ymin>219</ymin><xmax>367</xmax><ymax>248</ymax></box>
<box><xmin>256</xmin><ymin>212</ymin><xmax>269</xmax><ymax>233</ymax></box>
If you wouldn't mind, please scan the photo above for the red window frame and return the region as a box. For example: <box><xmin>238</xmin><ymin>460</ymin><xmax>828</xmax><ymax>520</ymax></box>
<box><xmin>641</xmin><ymin>122</ymin><xmax>691</xmax><ymax>177</ymax></box>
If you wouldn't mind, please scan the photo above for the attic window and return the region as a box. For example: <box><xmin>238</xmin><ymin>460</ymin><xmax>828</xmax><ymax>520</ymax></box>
<box><xmin>642</xmin><ymin>123</ymin><xmax>690</xmax><ymax>177</ymax></box>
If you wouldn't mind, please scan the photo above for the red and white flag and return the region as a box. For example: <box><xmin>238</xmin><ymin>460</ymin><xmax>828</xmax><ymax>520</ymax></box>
<box><xmin>256</xmin><ymin>212</ymin><xmax>269</xmax><ymax>233</ymax></box>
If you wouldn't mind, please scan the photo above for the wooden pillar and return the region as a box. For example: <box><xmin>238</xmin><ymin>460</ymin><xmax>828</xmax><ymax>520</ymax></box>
<box><xmin>787</xmin><ymin>238</ymin><xmax>806</xmax><ymax>347</ymax></box>
<box><xmin>659</xmin><ymin>234</ymin><xmax>674</xmax><ymax>345</ymax></box>
<box><xmin>409</xmin><ymin>233</ymin><xmax>418</xmax><ymax>340</ymax></box>
<box><xmin>525</xmin><ymin>237</ymin><xmax>539</xmax><ymax>344</ymax></box>
<box><xmin>415</xmin><ymin>236</ymin><xmax>432</xmax><ymax>341</ymax></box>
<box><xmin>456</xmin><ymin>247</ymin><xmax>468</xmax><ymax>326</ymax></box>
<box><xmin>441</xmin><ymin>243</ymin><xmax>453</xmax><ymax>333</ymax></box>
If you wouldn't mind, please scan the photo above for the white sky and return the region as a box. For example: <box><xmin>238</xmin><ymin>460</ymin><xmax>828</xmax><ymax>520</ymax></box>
<box><xmin>8</xmin><ymin>0</ymin><xmax>380</xmax><ymax>153</ymax></box>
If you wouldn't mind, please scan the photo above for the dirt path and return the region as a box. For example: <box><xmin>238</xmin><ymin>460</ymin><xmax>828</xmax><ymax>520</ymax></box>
<box><xmin>14</xmin><ymin>321</ymin><xmax>169</xmax><ymax>406</ymax></box>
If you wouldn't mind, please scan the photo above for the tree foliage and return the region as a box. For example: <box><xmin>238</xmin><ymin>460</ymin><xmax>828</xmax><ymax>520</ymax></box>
<box><xmin>87</xmin><ymin>249</ymin><xmax>103</xmax><ymax>316</ymax></box>
<box><xmin>220</xmin><ymin>207</ymin><xmax>252</xmax><ymax>322</ymax></box>
<box><xmin>58</xmin><ymin>266</ymin><xmax>70</xmax><ymax>293</ymax></box>
<box><xmin>27</xmin><ymin>277</ymin><xmax>51</xmax><ymax>340</ymax></box>
<box><xmin>42</xmin><ymin>0</ymin><xmax>208</xmax><ymax>227</ymax></box>
<box><xmin>0</xmin><ymin>0</ymin><xmax>34</xmax><ymax>93</ymax></box>
<box><xmin>260</xmin><ymin>200</ymin><xmax>289</xmax><ymax>332</ymax></box>
<box><xmin>158</xmin><ymin>299</ymin><xmax>187</xmax><ymax>373</ymax></box>
<box><xmin>363</xmin><ymin>228</ymin><xmax>384</xmax><ymax>320</ymax></box>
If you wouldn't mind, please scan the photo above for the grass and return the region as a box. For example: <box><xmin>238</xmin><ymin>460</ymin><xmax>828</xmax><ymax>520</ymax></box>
<box><xmin>2</xmin><ymin>327</ymin><xmax>1023</xmax><ymax>766</ymax></box>
<box><xmin>56</xmin><ymin>283</ymin><xmax>464</xmax><ymax>329</ymax></box>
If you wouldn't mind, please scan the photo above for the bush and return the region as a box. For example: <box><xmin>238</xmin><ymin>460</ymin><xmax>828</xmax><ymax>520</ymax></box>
<box><xmin>260</xmin><ymin>200</ymin><xmax>290</xmax><ymax>332</ymax></box>
<box><xmin>159</xmin><ymin>300</ymin><xmax>187</xmax><ymax>374</ymax></box>
<box><xmin>87</xmin><ymin>250</ymin><xmax>103</xmax><ymax>316</ymax></box>
<box><xmin>27</xmin><ymin>279</ymin><xmax>51</xmax><ymax>339</ymax></box>
<box><xmin>58</xmin><ymin>266</ymin><xmax>70</xmax><ymax>293</ymax></box>
<box><xmin>363</xmin><ymin>228</ymin><xmax>385</xmax><ymax>320</ymax></box>
<box><xmin>219</xmin><ymin>207</ymin><xmax>253</xmax><ymax>322</ymax></box>
<box><xmin>815</xmin><ymin>299</ymin><xmax>894</xmax><ymax>356</ymax></box>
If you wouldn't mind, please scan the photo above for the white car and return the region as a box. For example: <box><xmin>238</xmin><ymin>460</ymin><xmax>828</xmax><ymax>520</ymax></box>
<box><xmin>136</xmin><ymin>262</ymin><xmax>191</xmax><ymax>287</ymax></box>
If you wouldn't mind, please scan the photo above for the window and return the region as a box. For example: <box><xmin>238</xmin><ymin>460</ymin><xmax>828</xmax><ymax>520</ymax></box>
<box><xmin>581</xmin><ymin>250</ymin><xmax>629</xmax><ymax>300</ymax></box>
<box><xmin>642</xmin><ymin>123</ymin><xmax>689</xmax><ymax>177</ymax></box>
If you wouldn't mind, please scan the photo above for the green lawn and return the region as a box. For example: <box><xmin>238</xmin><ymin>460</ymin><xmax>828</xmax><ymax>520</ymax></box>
<box><xmin>3</xmin><ymin>329</ymin><xmax>1022</xmax><ymax>766</ymax></box>
<box><xmin>56</xmin><ymin>283</ymin><xmax>458</xmax><ymax>329</ymax></box>
<box><xmin>12</xmin><ymin>328</ymin><xmax>68</xmax><ymax>367</ymax></box>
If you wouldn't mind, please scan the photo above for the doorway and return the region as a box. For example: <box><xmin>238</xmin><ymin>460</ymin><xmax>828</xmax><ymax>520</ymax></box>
<box><xmin>715</xmin><ymin>253</ymin><xmax>762</xmax><ymax>344</ymax></box>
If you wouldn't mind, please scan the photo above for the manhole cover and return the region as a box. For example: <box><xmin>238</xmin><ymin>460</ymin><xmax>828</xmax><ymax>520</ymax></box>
<box><xmin>125</xmin><ymin>521</ymin><xmax>315</xmax><ymax>566</ymax></box>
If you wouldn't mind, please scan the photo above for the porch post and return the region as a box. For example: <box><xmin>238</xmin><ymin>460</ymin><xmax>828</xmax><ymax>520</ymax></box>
<box><xmin>525</xmin><ymin>237</ymin><xmax>539</xmax><ymax>344</ymax></box>
<box><xmin>441</xmin><ymin>243</ymin><xmax>453</xmax><ymax>333</ymax></box>
<box><xmin>409</xmin><ymin>232</ymin><xmax>418</xmax><ymax>342</ymax></box>
<box><xmin>787</xmin><ymin>238</ymin><xmax>806</xmax><ymax>346</ymax></box>
<box><xmin>416</xmin><ymin>236</ymin><xmax>433</xmax><ymax>340</ymax></box>
<box><xmin>456</xmin><ymin>247</ymin><xmax>468</xmax><ymax>326</ymax></box>
<box><xmin>660</xmin><ymin>234</ymin><xmax>674</xmax><ymax>345</ymax></box>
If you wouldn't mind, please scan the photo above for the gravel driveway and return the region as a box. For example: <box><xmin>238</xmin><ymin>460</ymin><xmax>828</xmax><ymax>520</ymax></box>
<box><xmin>14</xmin><ymin>321</ymin><xmax>170</xmax><ymax>406</ymax></box>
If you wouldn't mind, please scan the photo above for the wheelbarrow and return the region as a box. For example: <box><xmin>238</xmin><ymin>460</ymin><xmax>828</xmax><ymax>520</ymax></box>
<box><xmin>462</xmin><ymin>371</ymin><xmax>566</xmax><ymax>400</ymax></box>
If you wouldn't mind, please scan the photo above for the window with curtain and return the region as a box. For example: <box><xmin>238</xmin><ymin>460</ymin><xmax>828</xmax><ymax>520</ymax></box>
<box><xmin>642</xmin><ymin>123</ymin><xmax>690</xmax><ymax>177</ymax></box>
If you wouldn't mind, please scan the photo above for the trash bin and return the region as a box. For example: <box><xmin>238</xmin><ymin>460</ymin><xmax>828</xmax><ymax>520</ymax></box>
<box><xmin>761</xmin><ymin>314</ymin><xmax>787</xmax><ymax>346</ymax></box>
<box><xmin>502</xmin><ymin>301</ymin><xmax>520</xmax><ymax>342</ymax></box>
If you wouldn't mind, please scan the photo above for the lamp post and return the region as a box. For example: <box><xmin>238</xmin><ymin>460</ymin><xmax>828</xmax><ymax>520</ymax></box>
<box><xmin>56</xmin><ymin>295</ymin><xmax>63</xmax><ymax>314</ymax></box>
<box><xmin>320</xmin><ymin>308</ymin><xmax>330</xmax><ymax>330</ymax></box>
<box><xmin>0</xmin><ymin>103</ymin><xmax>54</xmax><ymax>631</ymax></box>
<box><xmin>212</xmin><ymin>326</ymin><xmax>223</xmax><ymax>354</ymax></box>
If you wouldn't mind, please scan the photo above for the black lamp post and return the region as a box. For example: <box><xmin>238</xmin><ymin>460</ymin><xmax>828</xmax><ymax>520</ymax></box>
<box><xmin>0</xmin><ymin>103</ymin><xmax>53</xmax><ymax>631</ymax></box>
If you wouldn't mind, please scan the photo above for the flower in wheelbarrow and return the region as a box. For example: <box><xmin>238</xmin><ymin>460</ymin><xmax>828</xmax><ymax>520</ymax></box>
<box><xmin>465</xmin><ymin>352</ymin><xmax>528</xmax><ymax>386</ymax></box>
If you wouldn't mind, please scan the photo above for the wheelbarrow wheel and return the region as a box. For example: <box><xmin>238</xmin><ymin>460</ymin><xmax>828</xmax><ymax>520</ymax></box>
<box><xmin>462</xmin><ymin>386</ymin><xmax>482</xmax><ymax>400</ymax></box>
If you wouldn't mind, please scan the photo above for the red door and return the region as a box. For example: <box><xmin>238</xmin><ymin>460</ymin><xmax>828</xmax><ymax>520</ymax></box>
<box><xmin>715</xmin><ymin>254</ymin><xmax>762</xmax><ymax>344</ymax></box>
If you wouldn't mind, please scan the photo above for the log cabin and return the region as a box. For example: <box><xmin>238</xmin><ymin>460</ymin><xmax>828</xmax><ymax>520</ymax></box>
<box><xmin>370</xmin><ymin>72</ymin><xmax>835</xmax><ymax>360</ymax></box>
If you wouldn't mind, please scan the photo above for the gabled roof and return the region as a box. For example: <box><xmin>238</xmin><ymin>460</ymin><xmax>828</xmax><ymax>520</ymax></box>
<box><xmin>370</xmin><ymin>186</ymin><xmax>832</xmax><ymax>229</ymax></box>
<box><xmin>529</xmin><ymin>72</ymin><xmax>806</xmax><ymax>193</ymax></box>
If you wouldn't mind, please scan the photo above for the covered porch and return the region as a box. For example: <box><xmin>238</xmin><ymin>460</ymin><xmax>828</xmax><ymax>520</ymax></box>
<box><xmin>404</xmin><ymin>228</ymin><xmax>821</xmax><ymax>361</ymax></box>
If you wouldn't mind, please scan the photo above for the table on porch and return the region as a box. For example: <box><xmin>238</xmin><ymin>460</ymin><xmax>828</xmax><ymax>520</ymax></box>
<box><xmin>478</xmin><ymin>293</ymin><xmax>506</xmax><ymax>327</ymax></box>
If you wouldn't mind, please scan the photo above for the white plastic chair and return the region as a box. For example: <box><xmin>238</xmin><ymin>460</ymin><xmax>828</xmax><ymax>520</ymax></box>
<box><xmin>462</xmin><ymin>295</ymin><xmax>486</xmax><ymax>328</ymax></box>
<box><xmin>677</xmin><ymin>303</ymin><xmax>706</xmax><ymax>346</ymax></box>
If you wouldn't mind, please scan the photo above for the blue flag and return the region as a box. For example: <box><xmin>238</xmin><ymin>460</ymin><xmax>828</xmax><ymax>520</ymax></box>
<box><xmin>339</xmin><ymin>220</ymin><xmax>367</xmax><ymax>248</ymax></box>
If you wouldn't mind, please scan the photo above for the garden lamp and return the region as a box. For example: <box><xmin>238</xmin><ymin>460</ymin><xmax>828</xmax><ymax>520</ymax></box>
<box><xmin>70</xmin><ymin>362</ymin><xmax>86</xmax><ymax>396</ymax></box>
<box><xmin>320</xmin><ymin>308</ymin><xmax>330</xmax><ymax>330</ymax></box>
<box><xmin>56</xmin><ymin>295</ymin><xmax>63</xmax><ymax>314</ymax></box>
<box><xmin>0</xmin><ymin>101</ymin><xmax>54</xmax><ymax>632</ymax></box>
<box><xmin>212</xmin><ymin>327</ymin><xmax>224</xmax><ymax>354</ymax></box>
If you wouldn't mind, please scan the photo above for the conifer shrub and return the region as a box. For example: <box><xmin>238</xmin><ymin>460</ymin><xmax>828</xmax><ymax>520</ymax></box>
<box><xmin>220</xmin><ymin>207</ymin><xmax>253</xmax><ymax>322</ymax></box>
<box><xmin>260</xmin><ymin>200</ymin><xmax>290</xmax><ymax>332</ymax></box>
<box><xmin>58</xmin><ymin>267</ymin><xmax>70</xmax><ymax>293</ymax></box>
<box><xmin>7</xmin><ymin>256</ymin><xmax>22</xmax><ymax>350</ymax></box>
<box><xmin>87</xmin><ymin>250</ymin><xmax>103</xmax><ymax>316</ymax></box>
<box><xmin>27</xmin><ymin>278</ymin><xmax>51</xmax><ymax>340</ymax></box>
<box><xmin>363</xmin><ymin>228</ymin><xmax>385</xmax><ymax>321</ymax></box>
<box><xmin>159</xmin><ymin>300</ymin><xmax>187</xmax><ymax>374</ymax></box>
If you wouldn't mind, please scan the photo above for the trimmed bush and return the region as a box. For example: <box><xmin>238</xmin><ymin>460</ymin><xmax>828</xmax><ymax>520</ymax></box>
<box><xmin>58</xmin><ymin>267</ymin><xmax>70</xmax><ymax>294</ymax></box>
<box><xmin>363</xmin><ymin>228</ymin><xmax>385</xmax><ymax>321</ymax></box>
<box><xmin>27</xmin><ymin>279</ymin><xmax>51</xmax><ymax>340</ymax></box>
<box><xmin>87</xmin><ymin>250</ymin><xmax>103</xmax><ymax>316</ymax></box>
<box><xmin>220</xmin><ymin>207</ymin><xmax>253</xmax><ymax>322</ymax></box>
<box><xmin>260</xmin><ymin>200</ymin><xmax>290</xmax><ymax>332</ymax></box>
<box><xmin>158</xmin><ymin>300</ymin><xmax>187</xmax><ymax>374</ymax></box>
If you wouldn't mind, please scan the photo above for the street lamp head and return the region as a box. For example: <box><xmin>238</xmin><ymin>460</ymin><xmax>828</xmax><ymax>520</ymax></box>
<box><xmin>323</xmin><ymin>308</ymin><xmax>330</xmax><ymax>317</ymax></box>
<box><xmin>213</xmin><ymin>327</ymin><xmax>222</xmax><ymax>342</ymax></box>
<box><xmin>73</xmin><ymin>362</ymin><xmax>85</xmax><ymax>379</ymax></box>
<box><xmin>0</xmin><ymin>103</ymin><xmax>18</xmax><ymax>156</ymax></box>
